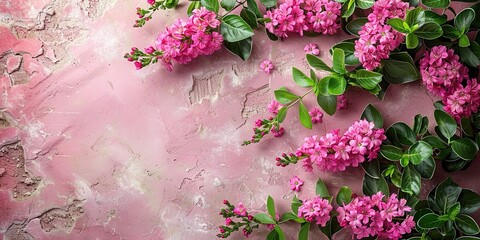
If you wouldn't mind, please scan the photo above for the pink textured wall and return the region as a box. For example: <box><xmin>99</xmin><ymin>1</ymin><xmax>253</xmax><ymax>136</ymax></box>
<box><xmin>0</xmin><ymin>0</ymin><xmax>478</xmax><ymax>239</ymax></box>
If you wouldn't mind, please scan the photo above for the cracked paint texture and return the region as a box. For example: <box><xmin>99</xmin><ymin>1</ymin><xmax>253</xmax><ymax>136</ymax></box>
<box><xmin>0</xmin><ymin>0</ymin><xmax>479</xmax><ymax>239</ymax></box>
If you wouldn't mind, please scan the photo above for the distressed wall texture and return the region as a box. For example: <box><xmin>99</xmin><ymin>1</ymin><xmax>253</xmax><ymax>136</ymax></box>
<box><xmin>0</xmin><ymin>0</ymin><xmax>479</xmax><ymax>239</ymax></box>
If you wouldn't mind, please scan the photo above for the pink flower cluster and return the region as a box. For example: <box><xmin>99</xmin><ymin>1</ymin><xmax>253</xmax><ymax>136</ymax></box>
<box><xmin>420</xmin><ymin>46</ymin><xmax>480</xmax><ymax>120</ymax></box>
<box><xmin>264</xmin><ymin>0</ymin><xmax>341</xmax><ymax>38</ymax></box>
<box><xmin>354</xmin><ymin>0</ymin><xmax>409</xmax><ymax>70</ymax></box>
<box><xmin>419</xmin><ymin>46</ymin><xmax>469</xmax><ymax>98</ymax></box>
<box><xmin>337</xmin><ymin>94</ymin><xmax>348</xmax><ymax>110</ymax></box>
<box><xmin>337</xmin><ymin>192</ymin><xmax>415</xmax><ymax>240</ymax></box>
<box><xmin>267</xmin><ymin>100</ymin><xmax>282</xmax><ymax>114</ymax></box>
<box><xmin>309</xmin><ymin>107</ymin><xmax>323</xmax><ymax>123</ymax></box>
<box><xmin>155</xmin><ymin>8</ymin><xmax>223</xmax><ymax>71</ymax></box>
<box><xmin>298</xmin><ymin>196</ymin><xmax>333</xmax><ymax>226</ymax></box>
<box><xmin>296</xmin><ymin>120</ymin><xmax>386</xmax><ymax>172</ymax></box>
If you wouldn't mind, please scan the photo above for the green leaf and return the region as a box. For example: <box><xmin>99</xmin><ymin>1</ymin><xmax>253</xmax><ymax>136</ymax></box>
<box><xmin>220</xmin><ymin>15</ymin><xmax>254</xmax><ymax>42</ymax></box>
<box><xmin>387</xmin><ymin>122</ymin><xmax>417</xmax><ymax>146</ymax></box>
<box><xmin>275</xmin><ymin>226</ymin><xmax>286</xmax><ymax>240</ymax></box>
<box><xmin>447</xmin><ymin>202</ymin><xmax>461</xmax><ymax>220</ymax></box>
<box><xmin>401</xmin><ymin>166</ymin><xmax>421</xmax><ymax>195</ymax></box>
<box><xmin>406</xmin><ymin>33</ymin><xmax>419</xmax><ymax>49</ymax></box>
<box><xmin>277</xmin><ymin>107</ymin><xmax>287</xmax><ymax>123</ymax></box>
<box><xmin>291</xmin><ymin>195</ymin><xmax>302</xmax><ymax>215</ymax></box>
<box><xmin>406</xmin><ymin>7</ymin><xmax>425</xmax><ymax>27</ymax></box>
<box><xmin>417</xmin><ymin>213</ymin><xmax>445</xmax><ymax>229</ymax></box>
<box><xmin>274</xmin><ymin>89</ymin><xmax>299</xmax><ymax>104</ymax></box>
<box><xmin>319</xmin><ymin>218</ymin><xmax>341</xmax><ymax>239</ymax></box>
<box><xmin>457</xmin><ymin>43</ymin><xmax>480</xmax><ymax>67</ymax></box>
<box><xmin>361</xmin><ymin>104</ymin><xmax>383</xmax><ymax>128</ymax></box>
<box><xmin>306</xmin><ymin>54</ymin><xmax>333</xmax><ymax>72</ymax></box>
<box><xmin>298</xmin><ymin>222</ymin><xmax>310</xmax><ymax>240</ymax></box>
<box><xmin>455</xmin><ymin>8</ymin><xmax>475</xmax><ymax>33</ymax></box>
<box><xmin>408</xmin><ymin>141</ymin><xmax>433</xmax><ymax>165</ymax></box>
<box><xmin>355</xmin><ymin>70</ymin><xmax>383</xmax><ymax>90</ymax></box>
<box><xmin>201</xmin><ymin>0</ymin><xmax>219</xmax><ymax>12</ymax></box>
<box><xmin>363</xmin><ymin>174</ymin><xmax>389</xmax><ymax>196</ymax></box>
<box><xmin>246</xmin><ymin>0</ymin><xmax>262</xmax><ymax>17</ymax></box>
<box><xmin>280</xmin><ymin>212</ymin><xmax>299</xmax><ymax>222</ymax></box>
<box><xmin>459</xmin><ymin>34</ymin><xmax>471</xmax><ymax>47</ymax></box>
<box><xmin>459</xmin><ymin>189</ymin><xmax>480</xmax><ymax>214</ymax></box>
<box><xmin>292</xmin><ymin>67</ymin><xmax>315</xmax><ymax>87</ymax></box>
<box><xmin>220</xmin><ymin>0</ymin><xmax>236</xmax><ymax>10</ymax></box>
<box><xmin>425</xmin><ymin>10</ymin><xmax>447</xmax><ymax>25</ymax></box>
<box><xmin>414</xmin><ymin>22</ymin><xmax>443</xmax><ymax>40</ymax></box>
<box><xmin>317</xmin><ymin>94</ymin><xmax>337</xmax><ymax>116</ymax></box>
<box><xmin>240</xmin><ymin>8</ymin><xmax>258</xmax><ymax>29</ymax></box>
<box><xmin>187</xmin><ymin>1</ymin><xmax>201</xmax><ymax>15</ymax></box>
<box><xmin>421</xmin><ymin>0</ymin><xmax>450</xmax><ymax>8</ymax></box>
<box><xmin>299</xmin><ymin>101</ymin><xmax>313</xmax><ymax>129</ymax></box>
<box><xmin>388</xmin><ymin>18</ymin><xmax>409</xmax><ymax>33</ymax></box>
<box><xmin>267</xmin><ymin>195</ymin><xmax>276</xmax><ymax>220</ymax></box>
<box><xmin>451</xmin><ymin>138</ymin><xmax>479</xmax><ymax>161</ymax></box>
<box><xmin>461</xmin><ymin>118</ymin><xmax>474</xmax><ymax>137</ymax></box>
<box><xmin>336</xmin><ymin>186</ymin><xmax>352</xmax><ymax>205</ymax></box>
<box><xmin>422</xmin><ymin>135</ymin><xmax>447</xmax><ymax>149</ymax></box>
<box><xmin>316</xmin><ymin>178</ymin><xmax>330</xmax><ymax>198</ymax></box>
<box><xmin>414</xmin><ymin>157</ymin><xmax>436</xmax><ymax>179</ymax></box>
<box><xmin>254</xmin><ymin>213</ymin><xmax>276</xmax><ymax>224</ymax></box>
<box><xmin>223</xmin><ymin>37</ymin><xmax>252</xmax><ymax>61</ymax></box>
<box><xmin>266</xmin><ymin>229</ymin><xmax>278</xmax><ymax>240</ymax></box>
<box><xmin>362</xmin><ymin>160</ymin><xmax>381</xmax><ymax>179</ymax></box>
<box><xmin>346</xmin><ymin>18</ymin><xmax>368</xmax><ymax>36</ymax></box>
<box><xmin>381</xmin><ymin>145</ymin><xmax>404</xmax><ymax>161</ymax></box>
<box><xmin>413</xmin><ymin>114</ymin><xmax>429</xmax><ymax>136</ymax></box>
<box><xmin>434</xmin><ymin>110</ymin><xmax>457</xmax><ymax>140</ymax></box>
<box><xmin>457</xmin><ymin>237</ymin><xmax>480</xmax><ymax>240</ymax></box>
<box><xmin>356</xmin><ymin>0</ymin><xmax>373</xmax><ymax>9</ymax></box>
<box><xmin>331</xmin><ymin>42</ymin><xmax>359</xmax><ymax>65</ymax></box>
<box><xmin>435</xmin><ymin>177</ymin><xmax>462</xmax><ymax>213</ymax></box>
<box><xmin>341</xmin><ymin>0</ymin><xmax>356</xmax><ymax>18</ymax></box>
<box><xmin>327</xmin><ymin>76</ymin><xmax>347</xmax><ymax>95</ymax></box>
<box><xmin>332</xmin><ymin>48</ymin><xmax>346</xmax><ymax>74</ymax></box>
<box><xmin>260</xmin><ymin>0</ymin><xmax>277</xmax><ymax>7</ymax></box>
<box><xmin>382</xmin><ymin>59</ymin><xmax>419</xmax><ymax>84</ymax></box>
<box><xmin>456</xmin><ymin>214</ymin><xmax>480</xmax><ymax>235</ymax></box>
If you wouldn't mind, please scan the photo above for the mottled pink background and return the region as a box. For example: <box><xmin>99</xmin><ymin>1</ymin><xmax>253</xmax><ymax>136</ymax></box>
<box><xmin>0</xmin><ymin>0</ymin><xmax>478</xmax><ymax>239</ymax></box>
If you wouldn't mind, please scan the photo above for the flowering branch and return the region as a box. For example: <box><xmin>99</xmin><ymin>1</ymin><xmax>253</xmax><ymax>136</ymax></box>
<box><xmin>134</xmin><ymin>0</ymin><xmax>179</xmax><ymax>27</ymax></box>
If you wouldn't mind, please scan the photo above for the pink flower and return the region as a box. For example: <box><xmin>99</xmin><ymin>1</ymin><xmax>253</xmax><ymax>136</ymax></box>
<box><xmin>298</xmin><ymin>196</ymin><xmax>333</xmax><ymax>226</ymax></box>
<box><xmin>134</xmin><ymin>61</ymin><xmax>143</xmax><ymax>70</ymax></box>
<box><xmin>289</xmin><ymin>176</ymin><xmax>304</xmax><ymax>191</ymax></box>
<box><xmin>337</xmin><ymin>192</ymin><xmax>414</xmax><ymax>240</ymax></box>
<box><xmin>233</xmin><ymin>202</ymin><xmax>247</xmax><ymax>217</ymax></box>
<box><xmin>309</xmin><ymin>107</ymin><xmax>323</xmax><ymax>123</ymax></box>
<box><xmin>225</xmin><ymin>218</ymin><xmax>233</xmax><ymax>225</ymax></box>
<box><xmin>267</xmin><ymin>100</ymin><xmax>282</xmax><ymax>114</ymax></box>
<box><xmin>144</xmin><ymin>46</ymin><xmax>156</xmax><ymax>54</ymax></box>
<box><xmin>288</xmin><ymin>120</ymin><xmax>385</xmax><ymax>172</ymax></box>
<box><xmin>271</xmin><ymin>127</ymin><xmax>285</xmax><ymax>137</ymax></box>
<box><xmin>354</xmin><ymin>0</ymin><xmax>409</xmax><ymax>70</ymax></box>
<box><xmin>147</xmin><ymin>0</ymin><xmax>155</xmax><ymax>5</ymax></box>
<box><xmin>154</xmin><ymin>7</ymin><xmax>222</xmax><ymax>71</ymax></box>
<box><xmin>443</xmin><ymin>79</ymin><xmax>480</xmax><ymax>120</ymax></box>
<box><xmin>264</xmin><ymin>0</ymin><xmax>341</xmax><ymax>38</ymax></box>
<box><xmin>337</xmin><ymin>94</ymin><xmax>348</xmax><ymax>110</ymax></box>
<box><xmin>419</xmin><ymin>46</ymin><xmax>469</xmax><ymax>98</ymax></box>
<box><xmin>304</xmin><ymin>43</ymin><xmax>320</xmax><ymax>55</ymax></box>
<box><xmin>260</xmin><ymin>60</ymin><xmax>274</xmax><ymax>74</ymax></box>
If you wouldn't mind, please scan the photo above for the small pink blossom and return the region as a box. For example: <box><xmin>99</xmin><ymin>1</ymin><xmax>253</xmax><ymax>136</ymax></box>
<box><xmin>304</xmin><ymin>43</ymin><xmax>320</xmax><ymax>55</ymax></box>
<box><xmin>260</xmin><ymin>60</ymin><xmax>274</xmax><ymax>74</ymax></box>
<box><xmin>271</xmin><ymin>127</ymin><xmax>285</xmax><ymax>137</ymax></box>
<box><xmin>298</xmin><ymin>196</ymin><xmax>333</xmax><ymax>226</ymax></box>
<box><xmin>309</xmin><ymin>107</ymin><xmax>323</xmax><ymax>123</ymax></box>
<box><xmin>337</xmin><ymin>192</ymin><xmax>414</xmax><ymax>240</ymax></box>
<box><xmin>134</xmin><ymin>61</ymin><xmax>143</xmax><ymax>70</ymax></box>
<box><xmin>443</xmin><ymin>79</ymin><xmax>480</xmax><ymax>120</ymax></box>
<box><xmin>267</xmin><ymin>100</ymin><xmax>282</xmax><ymax>115</ymax></box>
<box><xmin>289</xmin><ymin>176</ymin><xmax>304</xmax><ymax>191</ymax></box>
<box><xmin>225</xmin><ymin>218</ymin><xmax>233</xmax><ymax>225</ymax></box>
<box><xmin>233</xmin><ymin>202</ymin><xmax>247</xmax><ymax>217</ymax></box>
<box><xmin>337</xmin><ymin>95</ymin><xmax>348</xmax><ymax>110</ymax></box>
<box><xmin>144</xmin><ymin>46</ymin><xmax>156</xmax><ymax>54</ymax></box>
<box><xmin>147</xmin><ymin>0</ymin><xmax>155</xmax><ymax>4</ymax></box>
